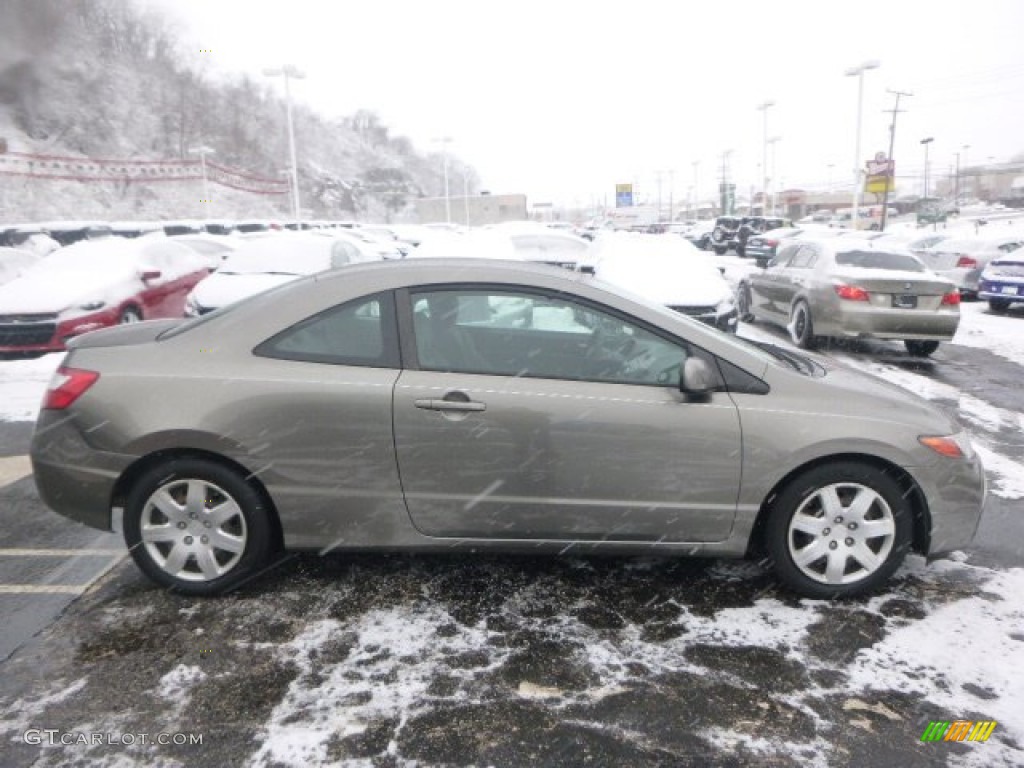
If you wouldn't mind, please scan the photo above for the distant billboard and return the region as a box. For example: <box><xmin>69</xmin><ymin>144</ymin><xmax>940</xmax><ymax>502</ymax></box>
<box><xmin>615</xmin><ymin>183</ymin><xmax>633</xmax><ymax>207</ymax></box>
<box><xmin>865</xmin><ymin>152</ymin><xmax>894</xmax><ymax>195</ymax></box>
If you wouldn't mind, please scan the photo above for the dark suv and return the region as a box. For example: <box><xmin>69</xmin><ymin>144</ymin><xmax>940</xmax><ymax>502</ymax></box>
<box><xmin>709</xmin><ymin>216</ymin><xmax>793</xmax><ymax>256</ymax></box>
<box><xmin>709</xmin><ymin>216</ymin><xmax>742</xmax><ymax>254</ymax></box>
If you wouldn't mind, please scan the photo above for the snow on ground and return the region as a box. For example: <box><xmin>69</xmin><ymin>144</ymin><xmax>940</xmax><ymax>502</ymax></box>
<box><xmin>0</xmin><ymin>353</ymin><xmax>62</xmax><ymax>422</ymax></box>
<box><xmin>954</xmin><ymin>301</ymin><xmax>1024</xmax><ymax>366</ymax></box>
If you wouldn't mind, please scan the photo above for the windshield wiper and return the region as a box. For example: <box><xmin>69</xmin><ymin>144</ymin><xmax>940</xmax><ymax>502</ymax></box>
<box><xmin>747</xmin><ymin>340</ymin><xmax>823</xmax><ymax>375</ymax></box>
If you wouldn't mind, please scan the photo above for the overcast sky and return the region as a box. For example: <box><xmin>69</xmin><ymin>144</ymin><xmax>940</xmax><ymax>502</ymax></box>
<box><xmin>148</xmin><ymin>0</ymin><xmax>1024</xmax><ymax>207</ymax></box>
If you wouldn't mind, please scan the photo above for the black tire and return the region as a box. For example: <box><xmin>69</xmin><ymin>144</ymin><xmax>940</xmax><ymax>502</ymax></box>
<box><xmin>713</xmin><ymin>245</ymin><xmax>728</xmax><ymax>255</ymax></box>
<box><xmin>988</xmin><ymin>299</ymin><xmax>1010</xmax><ymax>313</ymax></box>
<box><xmin>737</xmin><ymin>284</ymin><xmax>754</xmax><ymax>322</ymax></box>
<box><xmin>119</xmin><ymin>305</ymin><xmax>143</xmax><ymax>324</ymax></box>
<box><xmin>789</xmin><ymin>300</ymin><xmax>817</xmax><ymax>349</ymax></box>
<box><xmin>904</xmin><ymin>340</ymin><xmax>940</xmax><ymax>357</ymax></box>
<box><xmin>711</xmin><ymin>227</ymin><xmax>726</xmax><ymax>244</ymax></box>
<box><xmin>764</xmin><ymin>461</ymin><xmax>913</xmax><ymax>598</ymax></box>
<box><xmin>124</xmin><ymin>458</ymin><xmax>275</xmax><ymax>596</ymax></box>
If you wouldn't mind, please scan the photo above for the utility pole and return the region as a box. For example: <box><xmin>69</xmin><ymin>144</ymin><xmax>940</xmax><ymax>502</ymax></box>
<box><xmin>879</xmin><ymin>89</ymin><xmax>911</xmax><ymax>230</ymax></box>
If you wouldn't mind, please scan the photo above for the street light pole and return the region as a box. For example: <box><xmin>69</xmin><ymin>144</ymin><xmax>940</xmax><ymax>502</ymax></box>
<box><xmin>692</xmin><ymin>161</ymin><xmax>700</xmax><ymax>218</ymax></box>
<box><xmin>767</xmin><ymin>137</ymin><xmax>780</xmax><ymax>216</ymax></box>
<box><xmin>845</xmin><ymin>60</ymin><xmax>880</xmax><ymax>228</ymax></box>
<box><xmin>188</xmin><ymin>145</ymin><xmax>215</xmax><ymax>220</ymax></box>
<box><xmin>756</xmin><ymin>100</ymin><xmax>775</xmax><ymax>216</ymax></box>
<box><xmin>263</xmin><ymin>65</ymin><xmax>305</xmax><ymax>226</ymax></box>
<box><xmin>433</xmin><ymin>136</ymin><xmax>453</xmax><ymax>224</ymax></box>
<box><xmin>962</xmin><ymin>144</ymin><xmax>971</xmax><ymax>201</ymax></box>
<box><xmin>920</xmin><ymin>137</ymin><xmax>933</xmax><ymax>198</ymax></box>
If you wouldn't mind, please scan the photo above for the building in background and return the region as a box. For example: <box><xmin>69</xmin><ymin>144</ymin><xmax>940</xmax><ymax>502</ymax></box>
<box><xmin>415</xmin><ymin>193</ymin><xmax>527</xmax><ymax>226</ymax></box>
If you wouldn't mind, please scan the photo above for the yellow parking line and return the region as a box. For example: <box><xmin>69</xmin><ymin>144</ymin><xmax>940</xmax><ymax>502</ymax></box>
<box><xmin>0</xmin><ymin>549</ymin><xmax>121</xmax><ymax>557</ymax></box>
<box><xmin>0</xmin><ymin>455</ymin><xmax>32</xmax><ymax>487</ymax></box>
<box><xmin>0</xmin><ymin>585</ymin><xmax>85</xmax><ymax>594</ymax></box>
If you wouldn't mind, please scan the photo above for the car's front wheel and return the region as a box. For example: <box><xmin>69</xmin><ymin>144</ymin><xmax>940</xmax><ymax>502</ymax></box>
<box><xmin>765</xmin><ymin>462</ymin><xmax>912</xmax><ymax>598</ymax></box>
<box><xmin>124</xmin><ymin>458</ymin><xmax>275</xmax><ymax>595</ymax></box>
<box><xmin>789</xmin><ymin>301</ymin><xmax>817</xmax><ymax>349</ymax></box>
<box><xmin>904</xmin><ymin>340</ymin><xmax>940</xmax><ymax>357</ymax></box>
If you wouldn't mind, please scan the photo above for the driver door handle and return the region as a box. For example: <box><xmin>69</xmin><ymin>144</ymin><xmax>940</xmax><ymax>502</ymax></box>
<box><xmin>414</xmin><ymin>399</ymin><xmax>487</xmax><ymax>413</ymax></box>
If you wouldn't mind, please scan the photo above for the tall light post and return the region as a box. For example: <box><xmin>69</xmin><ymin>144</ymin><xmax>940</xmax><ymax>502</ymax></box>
<box><xmin>188</xmin><ymin>145</ymin><xmax>215</xmax><ymax>220</ymax></box>
<box><xmin>263</xmin><ymin>65</ymin><xmax>305</xmax><ymax>226</ymax></box>
<box><xmin>463</xmin><ymin>167</ymin><xmax>471</xmax><ymax>226</ymax></box>
<box><xmin>756</xmin><ymin>100</ymin><xmax>775</xmax><ymax>216</ymax></box>
<box><xmin>845</xmin><ymin>60</ymin><xmax>880</xmax><ymax>227</ymax></box>
<box><xmin>827</xmin><ymin>163</ymin><xmax>835</xmax><ymax>193</ymax></box>
<box><xmin>433</xmin><ymin>136</ymin><xmax>453</xmax><ymax>223</ymax></box>
<box><xmin>961</xmin><ymin>144</ymin><xmax>971</xmax><ymax>201</ymax></box>
<box><xmin>767</xmin><ymin>136</ymin><xmax>781</xmax><ymax>215</ymax></box>
<box><xmin>920</xmin><ymin>137</ymin><xmax>933</xmax><ymax>198</ymax></box>
<box><xmin>691</xmin><ymin>160</ymin><xmax>700</xmax><ymax>218</ymax></box>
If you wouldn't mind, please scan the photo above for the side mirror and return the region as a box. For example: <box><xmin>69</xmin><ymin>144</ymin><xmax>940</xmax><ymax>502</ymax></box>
<box><xmin>140</xmin><ymin>269</ymin><xmax>162</xmax><ymax>281</ymax></box>
<box><xmin>680</xmin><ymin>357</ymin><xmax>717</xmax><ymax>398</ymax></box>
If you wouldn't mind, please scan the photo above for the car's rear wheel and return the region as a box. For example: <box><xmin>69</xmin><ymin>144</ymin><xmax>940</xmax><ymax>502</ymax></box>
<box><xmin>904</xmin><ymin>340</ymin><xmax>940</xmax><ymax>357</ymax></box>
<box><xmin>119</xmin><ymin>306</ymin><xmax>143</xmax><ymax>324</ymax></box>
<box><xmin>765</xmin><ymin>462</ymin><xmax>912</xmax><ymax>598</ymax></box>
<box><xmin>737</xmin><ymin>284</ymin><xmax>754</xmax><ymax>322</ymax></box>
<box><xmin>789</xmin><ymin>301</ymin><xmax>817</xmax><ymax>349</ymax></box>
<box><xmin>988</xmin><ymin>298</ymin><xmax>1010</xmax><ymax>313</ymax></box>
<box><xmin>124</xmin><ymin>458</ymin><xmax>274</xmax><ymax>595</ymax></box>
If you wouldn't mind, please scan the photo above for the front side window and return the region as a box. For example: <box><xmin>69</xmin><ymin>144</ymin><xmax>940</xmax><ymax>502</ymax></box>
<box><xmin>410</xmin><ymin>288</ymin><xmax>697</xmax><ymax>387</ymax></box>
<box><xmin>254</xmin><ymin>292</ymin><xmax>398</xmax><ymax>367</ymax></box>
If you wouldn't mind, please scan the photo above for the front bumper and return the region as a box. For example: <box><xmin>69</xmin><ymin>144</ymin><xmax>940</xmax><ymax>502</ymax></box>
<box><xmin>911</xmin><ymin>452</ymin><xmax>986</xmax><ymax>556</ymax></box>
<box><xmin>0</xmin><ymin>308</ymin><xmax>120</xmax><ymax>354</ymax></box>
<box><xmin>31</xmin><ymin>410</ymin><xmax>134</xmax><ymax>531</ymax></box>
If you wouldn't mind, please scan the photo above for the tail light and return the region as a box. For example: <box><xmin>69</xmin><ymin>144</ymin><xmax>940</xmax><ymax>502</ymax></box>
<box><xmin>43</xmin><ymin>366</ymin><xmax>99</xmax><ymax>410</ymax></box>
<box><xmin>764</xmin><ymin>239</ymin><xmax>778</xmax><ymax>247</ymax></box>
<box><xmin>834</xmin><ymin>284</ymin><xmax>870</xmax><ymax>301</ymax></box>
<box><xmin>941</xmin><ymin>291</ymin><xmax>961</xmax><ymax>306</ymax></box>
<box><xmin>955</xmin><ymin>255</ymin><xmax>977</xmax><ymax>268</ymax></box>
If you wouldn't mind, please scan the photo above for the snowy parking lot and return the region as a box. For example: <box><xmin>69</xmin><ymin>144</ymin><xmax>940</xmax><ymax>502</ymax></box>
<box><xmin>0</xmin><ymin>292</ymin><xmax>1022</xmax><ymax>767</ymax></box>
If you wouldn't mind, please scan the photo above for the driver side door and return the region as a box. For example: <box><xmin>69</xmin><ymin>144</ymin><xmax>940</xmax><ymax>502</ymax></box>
<box><xmin>392</xmin><ymin>286</ymin><xmax>743</xmax><ymax>543</ymax></box>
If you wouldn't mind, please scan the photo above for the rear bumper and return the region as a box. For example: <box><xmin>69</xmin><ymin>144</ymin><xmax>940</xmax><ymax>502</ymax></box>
<box><xmin>978</xmin><ymin>279</ymin><xmax>1024</xmax><ymax>301</ymax></box>
<box><xmin>831</xmin><ymin>304</ymin><xmax>959</xmax><ymax>340</ymax></box>
<box><xmin>30</xmin><ymin>411</ymin><xmax>134</xmax><ymax>531</ymax></box>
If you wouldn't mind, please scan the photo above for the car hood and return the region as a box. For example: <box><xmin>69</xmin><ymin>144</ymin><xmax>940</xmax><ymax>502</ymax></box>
<box><xmin>767</xmin><ymin>355</ymin><xmax>958</xmax><ymax>435</ymax></box>
<box><xmin>0</xmin><ymin>270</ymin><xmax>134</xmax><ymax>314</ymax></box>
<box><xmin>595</xmin><ymin>265</ymin><xmax>732</xmax><ymax>306</ymax></box>
<box><xmin>190</xmin><ymin>272</ymin><xmax>301</xmax><ymax>310</ymax></box>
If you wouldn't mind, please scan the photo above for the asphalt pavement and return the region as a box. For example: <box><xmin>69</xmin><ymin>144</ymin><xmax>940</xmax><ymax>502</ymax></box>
<box><xmin>0</xmin><ymin>329</ymin><xmax>1021</xmax><ymax>767</ymax></box>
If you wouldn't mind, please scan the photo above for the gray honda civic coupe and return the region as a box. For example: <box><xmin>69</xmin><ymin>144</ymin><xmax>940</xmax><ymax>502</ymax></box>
<box><xmin>31</xmin><ymin>259</ymin><xmax>986</xmax><ymax>598</ymax></box>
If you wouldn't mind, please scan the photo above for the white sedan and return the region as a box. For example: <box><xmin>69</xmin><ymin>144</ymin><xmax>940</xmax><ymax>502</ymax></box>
<box><xmin>586</xmin><ymin>232</ymin><xmax>738</xmax><ymax>332</ymax></box>
<box><xmin>185</xmin><ymin>232</ymin><xmax>379</xmax><ymax>316</ymax></box>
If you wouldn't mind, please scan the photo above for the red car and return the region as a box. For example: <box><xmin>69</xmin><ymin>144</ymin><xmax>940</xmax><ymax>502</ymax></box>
<box><xmin>0</xmin><ymin>238</ymin><xmax>213</xmax><ymax>356</ymax></box>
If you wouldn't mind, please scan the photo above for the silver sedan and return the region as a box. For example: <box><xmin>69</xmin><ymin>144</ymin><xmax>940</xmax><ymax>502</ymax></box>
<box><xmin>31</xmin><ymin>259</ymin><xmax>984</xmax><ymax>598</ymax></box>
<box><xmin>737</xmin><ymin>237</ymin><xmax>961</xmax><ymax>357</ymax></box>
